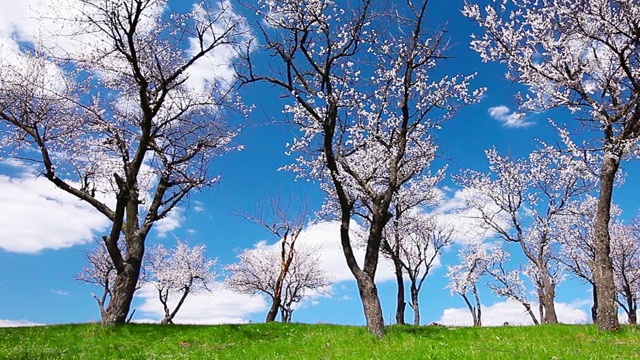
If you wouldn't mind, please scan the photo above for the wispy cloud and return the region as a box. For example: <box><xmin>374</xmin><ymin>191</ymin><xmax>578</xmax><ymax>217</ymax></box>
<box><xmin>51</xmin><ymin>289</ymin><xmax>69</xmax><ymax>296</ymax></box>
<box><xmin>0</xmin><ymin>319</ymin><xmax>43</xmax><ymax>327</ymax></box>
<box><xmin>488</xmin><ymin>105</ymin><xmax>533</xmax><ymax>128</ymax></box>
<box><xmin>193</xmin><ymin>201</ymin><xmax>205</xmax><ymax>213</ymax></box>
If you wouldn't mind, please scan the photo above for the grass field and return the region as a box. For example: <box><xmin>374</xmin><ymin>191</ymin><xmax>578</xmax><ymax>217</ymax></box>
<box><xmin>1</xmin><ymin>322</ymin><xmax>638</xmax><ymax>359</ymax></box>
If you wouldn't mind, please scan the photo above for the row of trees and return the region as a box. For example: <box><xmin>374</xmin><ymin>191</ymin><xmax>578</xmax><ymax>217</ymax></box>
<box><xmin>0</xmin><ymin>0</ymin><xmax>638</xmax><ymax>336</ymax></box>
<box><xmin>447</xmin><ymin>146</ymin><xmax>640</xmax><ymax>326</ymax></box>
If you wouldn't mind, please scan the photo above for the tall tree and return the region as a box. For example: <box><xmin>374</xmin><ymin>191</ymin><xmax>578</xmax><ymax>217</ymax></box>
<box><xmin>0</xmin><ymin>0</ymin><xmax>249</xmax><ymax>325</ymax></box>
<box><xmin>240</xmin><ymin>0</ymin><xmax>480</xmax><ymax>336</ymax></box>
<box><xmin>456</xmin><ymin>146</ymin><xmax>594</xmax><ymax>324</ymax></box>
<box><xmin>464</xmin><ymin>0</ymin><xmax>640</xmax><ymax>331</ymax></box>
<box><xmin>145</xmin><ymin>240</ymin><xmax>216</xmax><ymax>325</ymax></box>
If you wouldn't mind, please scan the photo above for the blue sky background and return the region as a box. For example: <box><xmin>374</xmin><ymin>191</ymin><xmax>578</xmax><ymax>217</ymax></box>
<box><xmin>0</xmin><ymin>0</ymin><xmax>637</xmax><ymax>327</ymax></box>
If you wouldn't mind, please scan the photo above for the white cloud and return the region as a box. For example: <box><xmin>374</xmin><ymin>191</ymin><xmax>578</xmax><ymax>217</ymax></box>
<box><xmin>193</xmin><ymin>201</ymin><xmax>205</xmax><ymax>213</ymax></box>
<box><xmin>437</xmin><ymin>299</ymin><xmax>588</xmax><ymax>326</ymax></box>
<box><xmin>135</xmin><ymin>283</ymin><xmax>267</xmax><ymax>324</ymax></box>
<box><xmin>488</xmin><ymin>106</ymin><xmax>533</xmax><ymax>128</ymax></box>
<box><xmin>154</xmin><ymin>207</ymin><xmax>185</xmax><ymax>238</ymax></box>
<box><xmin>0</xmin><ymin>170</ymin><xmax>109</xmax><ymax>253</ymax></box>
<box><xmin>294</xmin><ymin>221</ymin><xmax>396</xmax><ymax>283</ymax></box>
<box><xmin>51</xmin><ymin>289</ymin><xmax>69</xmax><ymax>296</ymax></box>
<box><xmin>0</xmin><ymin>319</ymin><xmax>43</xmax><ymax>327</ymax></box>
<box><xmin>433</xmin><ymin>188</ymin><xmax>503</xmax><ymax>244</ymax></box>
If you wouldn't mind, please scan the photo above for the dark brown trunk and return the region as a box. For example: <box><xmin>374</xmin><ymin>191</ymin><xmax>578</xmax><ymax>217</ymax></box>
<box><xmin>523</xmin><ymin>302</ymin><xmax>539</xmax><ymax>325</ymax></box>
<box><xmin>394</xmin><ymin>260</ymin><xmax>406</xmax><ymax>325</ymax></box>
<box><xmin>266</xmin><ymin>297</ymin><xmax>281</xmax><ymax>322</ymax></box>
<box><xmin>539</xmin><ymin>274</ymin><xmax>558</xmax><ymax>324</ymax></box>
<box><xmin>102</xmin><ymin>261</ymin><xmax>141</xmax><ymax>325</ymax></box>
<box><xmin>591</xmin><ymin>283</ymin><xmax>598</xmax><ymax>324</ymax></box>
<box><xmin>594</xmin><ymin>155</ymin><xmax>621</xmax><ymax>331</ymax></box>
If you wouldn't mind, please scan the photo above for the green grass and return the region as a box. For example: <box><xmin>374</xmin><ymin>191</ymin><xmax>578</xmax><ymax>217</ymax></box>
<box><xmin>1</xmin><ymin>322</ymin><xmax>639</xmax><ymax>359</ymax></box>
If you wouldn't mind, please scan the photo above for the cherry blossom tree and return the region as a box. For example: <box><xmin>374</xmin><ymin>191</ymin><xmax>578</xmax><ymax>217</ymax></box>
<box><xmin>464</xmin><ymin>0</ymin><xmax>640</xmax><ymax>331</ymax></box>
<box><xmin>446</xmin><ymin>242</ymin><xmax>490</xmax><ymax>327</ymax></box>
<box><xmin>455</xmin><ymin>145</ymin><xmax>595</xmax><ymax>324</ymax></box>
<box><xmin>0</xmin><ymin>0</ymin><xmax>250</xmax><ymax>325</ymax></box>
<box><xmin>611</xmin><ymin>221</ymin><xmax>640</xmax><ymax>324</ymax></box>
<box><xmin>75</xmin><ymin>240</ymin><xmax>119</xmax><ymax>321</ymax></box>
<box><xmin>239</xmin><ymin>0</ymin><xmax>481</xmax><ymax>336</ymax></box>
<box><xmin>145</xmin><ymin>241</ymin><xmax>216</xmax><ymax>324</ymax></box>
<box><xmin>225</xmin><ymin>240</ymin><xmax>331</xmax><ymax>323</ymax></box>
<box><xmin>556</xmin><ymin>196</ymin><xmax>604</xmax><ymax>322</ymax></box>
<box><xmin>484</xmin><ymin>247</ymin><xmax>539</xmax><ymax>324</ymax></box>
<box><xmin>382</xmin><ymin>211</ymin><xmax>452</xmax><ymax>326</ymax></box>
<box><xmin>226</xmin><ymin>199</ymin><xmax>332</xmax><ymax>323</ymax></box>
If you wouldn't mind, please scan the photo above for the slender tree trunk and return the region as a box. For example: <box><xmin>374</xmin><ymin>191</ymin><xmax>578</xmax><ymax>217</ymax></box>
<box><xmin>594</xmin><ymin>155</ymin><xmax>621</xmax><ymax>331</ymax></box>
<box><xmin>624</xmin><ymin>294</ymin><xmax>637</xmax><ymax>325</ymax></box>
<box><xmin>523</xmin><ymin>302</ymin><xmax>539</xmax><ymax>325</ymax></box>
<box><xmin>461</xmin><ymin>293</ymin><xmax>479</xmax><ymax>327</ymax></box>
<box><xmin>393</xmin><ymin>260</ymin><xmax>406</xmax><ymax>325</ymax></box>
<box><xmin>410</xmin><ymin>284</ymin><xmax>420</xmax><ymax>326</ymax></box>
<box><xmin>591</xmin><ymin>283</ymin><xmax>598</xmax><ymax>324</ymax></box>
<box><xmin>628</xmin><ymin>309</ymin><xmax>637</xmax><ymax>325</ymax></box>
<box><xmin>473</xmin><ymin>286</ymin><xmax>482</xmax><ymax>327</ymax></box>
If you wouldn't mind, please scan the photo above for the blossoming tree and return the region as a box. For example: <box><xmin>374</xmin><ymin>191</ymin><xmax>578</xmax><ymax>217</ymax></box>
<box><xmin>240</xmin><ymin>0</ymin><xmax>481</xmax><ymax>336</ymax></box>
<box><xmin>0</xmin><ymin>0</ymin><xmax>250</xmax><ymax>325</ymax></box>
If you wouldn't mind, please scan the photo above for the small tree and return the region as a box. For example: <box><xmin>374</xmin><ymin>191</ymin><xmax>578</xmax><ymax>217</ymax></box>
<box><xmin>464</xmin><ymin>0</ymin><xmax>640</xmax><ymax>331</ymax></box>
<box><xmin>611</xmin><ymin>221</ymin><xmax>640</xmax><ymax>324</ymax></box>
<box><xmin>76</xmin><ymin>241</ymin><xmax>118</xmax><ymax>321</ymax></box>
<box><xmin>226</xmin><ymin>240</ymin><xmax>331</xmax><ymax>323</ymax></box>
<box><xmin>145</xmin><ymin>240</ymin><xmax>216</xmax><ymax>325</ymax></box>
<box><xmin>484</xmin><ymin>247</ymin><xmax>539</xmax><ymax>325</ymax></box>
<box><xmin>446</xmin><ymin>242</ymin><xmax>489</xmax><ymax>327</ymax></box>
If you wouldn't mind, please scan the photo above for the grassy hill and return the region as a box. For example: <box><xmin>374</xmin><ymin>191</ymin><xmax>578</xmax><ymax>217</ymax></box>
<box><xmin>1</xmin><ymin>322</ymin><xmax>639</xmax><ymax>359</ymax></box>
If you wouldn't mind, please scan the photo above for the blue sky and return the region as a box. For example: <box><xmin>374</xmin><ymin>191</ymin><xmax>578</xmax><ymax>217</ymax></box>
<box><xmin>0</xmin><ymin>0</ymin><xmax>637</xmax><ymax>328</ymax></box>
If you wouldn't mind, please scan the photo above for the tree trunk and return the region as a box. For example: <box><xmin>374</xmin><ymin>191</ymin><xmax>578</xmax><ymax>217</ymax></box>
<box><xmin>628</xmin><ymin>309</ymin><xmax>637</xmax><ymax>325</ymax></box>
<box><xmin>473</xmin><ymin>286</ymin><xmax>482</xmax><ymax>327</ymax></box>
<box><xmin>354</xmin><ymin>272</ymin><xmax>385</xmax><ymax>337</ymax></box>
<box><xmin>461</xmin><ymin>293</ymin><xmax>478</xmax><ymax>327</ymax></box>
<box><xmin>266</xmin><ymin>297</ymin><xmax>281</xmax><ymax>322</ymax></box>
<box><xmin>593</xmin><ymin>155</ymin><xmax>621</xmax><ymax>331</ymax></box>
<box><xmin>591</xmin><ymin>283</ymin><xmax>598</xmax><ymax>324</ymax></box>
<box><xmin>393</xmin><ymin>260</ymin><xmax>406</xmax><ymax>325</ymax></box>
<box><xmin>102</xmin><ymin>261</ymin><xmax>141</xmax><ymax>325</ymax></box>
<box><xmin>523</xmin><ymin>302</ymin><xmax>539</xmax><ymax>325</ymax></box>
<box><xmin>539</xmin><ymin>273</ymin><xmax>558</xmax><ymax>324</ymax></box>
<box><xmin>410</xmin><ymin>285</ymin><xmax>420</xmax><ymax>326</ymax></box>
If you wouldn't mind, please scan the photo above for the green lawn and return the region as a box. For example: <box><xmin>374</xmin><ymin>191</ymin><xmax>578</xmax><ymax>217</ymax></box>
<box><xmin>1</xmin><ymin>322</ymin><xmax>638</xmax><ymax>359</ymax></box>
